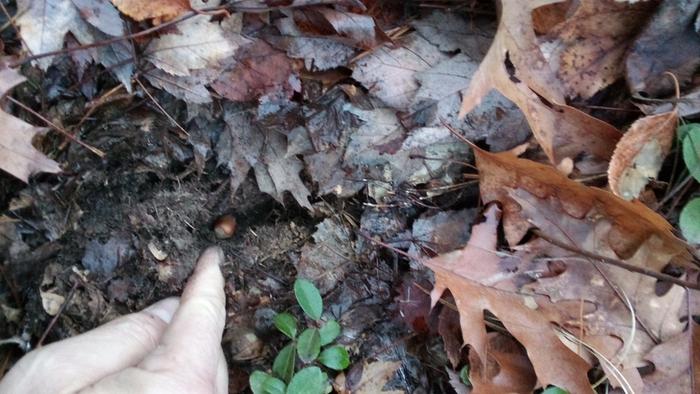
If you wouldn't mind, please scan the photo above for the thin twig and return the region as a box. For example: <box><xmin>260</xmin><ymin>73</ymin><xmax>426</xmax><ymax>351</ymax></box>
<box><xmin>9</xmin><ymin>5</ymin><xmax>226</xmax><ymax>68</ymax></box>
<box><xmin>135</xmin><ymin>78</ymin><xmax>189</xmax><ymax>137</ymax></box>
<box><xmin>7</xmin><ymin>96</ymin><xmax>105</xmax><ymax>157</ymax></box>
<box><xmin>534</xmin><ymin>230</ymin><xmax>700</xmax><ymax>291</ymax></box>
<box><xmin>37</xmin><ymin>281</ymin><xmax>79</xmax><ymax>348</ymax></box>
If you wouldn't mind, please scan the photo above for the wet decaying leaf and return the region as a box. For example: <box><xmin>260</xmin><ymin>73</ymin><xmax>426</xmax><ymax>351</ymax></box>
<box><xmin>626</xmin><ymin>0</ymin><xmax>700</xmax><ymax>97</ymax></box>
<box><xmin>72</xmin><ymin>0</ymin><xmax>125</xmax><ymax>36</ymax></box>
<box><xmin>212</xmin><ymin>39</ymin><xmax>301</xmax><ymax>102</ymax></box>
<box><xmin>297</xmin><ymin>218</ymin><xmax>354</xmax><ymax>294</ymax></box>
<box><xmin>608</xmin><ymin>109</ymin><xmax>678</xmax><ymax>200</ymax></box>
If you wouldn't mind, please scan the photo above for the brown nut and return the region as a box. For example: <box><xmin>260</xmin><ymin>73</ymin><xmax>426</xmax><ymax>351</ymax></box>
<box><xmin>213</xmin><ymin>214</ymin><xmax>237</xmax><ymax>239</ymax></box>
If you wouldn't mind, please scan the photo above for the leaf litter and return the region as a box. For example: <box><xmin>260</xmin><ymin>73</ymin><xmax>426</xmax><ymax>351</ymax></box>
<box><xmin>2</xmin><ymin>1</ymin><xmax>700</xmax><ymax>393</ymax></box>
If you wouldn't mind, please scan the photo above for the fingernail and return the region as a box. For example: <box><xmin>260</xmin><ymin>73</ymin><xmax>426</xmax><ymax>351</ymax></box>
<box><xmin>144</xmin><ymin>297</ymin><xmax>179</xmax><ymax>324</ymax></box>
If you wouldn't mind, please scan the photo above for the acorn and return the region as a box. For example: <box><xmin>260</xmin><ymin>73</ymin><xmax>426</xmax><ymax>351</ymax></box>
<box><xmin>213</xmin><ymin>214</ymin><xmax>237</xmax><ymax>239</ymax></box>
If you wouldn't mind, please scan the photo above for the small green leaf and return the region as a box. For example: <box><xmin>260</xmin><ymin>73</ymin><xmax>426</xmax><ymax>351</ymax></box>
<box><xmin>677</xmin><ymin>123</ymin><xmax>700</xmax><ymax>142</ymax></box>
<box><xmin>459</xmin><ymin>365</ymin><xmax>471</xmax><ymax>386</ymax></box>
<box><xmin>297</xmin><ymin>328</ymin><xmax>321</xmax><ymax>362</ymax></box>
<box><xmin>287</xmin><ymin>367</ymin><xmax>330</xmax><ymax>394</ymax></box>
<box><xmin>680</xmin><ymin>198</ymin><xmax>700</xmax><ymax>244</ymax></box>
<box><xmin>272</xmin><ymin>344</ymin><xmax>296</xmax><ymax>383</ymax></box>
<box><xmin>682</xmin><ymin>126</ymin><xmax>700</xmax><ymax>182</ymax></box>
<box><xmin>318</xmin><ymin>320</ymin><xmax>341</xmax><ymax>345</ymax></box>
<box><xmin>294</xmin><ymin>278</ymin><xmax>323</xmax><ymax>320</ymax></box>
<box><xmin>318</xmin><ymin>345</ymin><xmax>350</xmax><ymax>370</ymax></box>
<box><xmin>250</xmin><ymin>371</ymin><xmax>286</xmax><ymax>394</ymax></box>
<box><xmin>274</xmin><ymin>313</ymin><xmax>297</xmax><ymax>339</ymax></box>
<box><xmin>541</xmin><ymin>386</ymin><xmax>569</xmax><ymax>394</ymax></box>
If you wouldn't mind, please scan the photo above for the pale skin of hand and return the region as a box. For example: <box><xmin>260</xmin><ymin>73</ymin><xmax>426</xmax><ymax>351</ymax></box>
<box><xmin>0</xmin><ymin>246</ymin><xmax>228</xmax><ymax>394</ymax></box>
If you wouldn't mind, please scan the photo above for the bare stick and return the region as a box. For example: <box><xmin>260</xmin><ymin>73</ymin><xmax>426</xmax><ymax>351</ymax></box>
<box><xmin>534</xmin><ymin>229</ymin><xmax>700</xmax><ymax>291</ymax></box>
<box><xmin>8</xmin><ymin>97</ymin><xmax>105</xmax><ymax>157</ymax></box>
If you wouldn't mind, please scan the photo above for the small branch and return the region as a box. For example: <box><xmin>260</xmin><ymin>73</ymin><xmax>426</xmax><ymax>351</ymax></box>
<box><xmin>134</xmin><ymin>77</ymin><xmax>189</xmax><ymax>137</ymax></box>
<box><xmin>37</xmin><ymin>281</ymin><xmax>79</xmax><ymax>348</ymax></box>
<box><xmin>7</xmin><ymin>96</ymin><xmax>105</xmax><ymax>157</ymax></box>
<box><xmin>534</xmin><ymin>229</ymin><xmax>700</xmax><ymax>291</ymax></box>
<box><xmin>9</xmin><ymin>3</ymin><xmax>229</xmax><ymax>68</ymax></box>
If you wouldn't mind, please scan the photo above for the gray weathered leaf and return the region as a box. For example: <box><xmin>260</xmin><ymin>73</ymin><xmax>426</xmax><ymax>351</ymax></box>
<box><xmin>353</xmin><ymin>33</ymin><xmax>447</xmax><ymax>110</ymax></box>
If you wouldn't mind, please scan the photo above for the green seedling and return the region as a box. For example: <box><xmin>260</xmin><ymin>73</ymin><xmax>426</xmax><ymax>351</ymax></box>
<box><xmin>250</xmin><ymin>279</ymin><xmax>349</xmax><ymax>394</ymax></box>
<box><xmin>677</xmin><ymin>123</ymin><xmax>700</xmax><ymax>245</ymax></box>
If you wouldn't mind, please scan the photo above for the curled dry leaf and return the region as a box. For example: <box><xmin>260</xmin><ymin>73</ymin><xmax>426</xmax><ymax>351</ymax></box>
<box><xmin>459</xmin><ymin>0</ymin><xmax>621</xmax><ymax>171</ymax></box>
<box><xmin>426</xmin><ymin>204</ymin><xmax>591</xmax><ymax>393</ymax></box>
<box><xmin>111</xmin><ymin>0</ymin><xmax>191</xmax><ymax>24</ymax></box>
<box><xmin>626</xmin><ymin>0</ymin><xmax>700</xmax><ymax>97</ymax></box>
<box><xmin>608</xmin><ymin>109</ymin><xmax>678</xmax><ymax>200</ymax></box>
<box><xmin>474</xmin><ymin>146</ymin><xmax>690</xmax><ymax>266</ymax></box>
<box><xmin>292</xmin><ymin>7</ymin><xmax>389</xmax><ymax>50</ymax></box>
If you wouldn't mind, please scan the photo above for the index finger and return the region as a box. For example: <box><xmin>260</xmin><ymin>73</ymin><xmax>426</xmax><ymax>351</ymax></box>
<box><xmin>139</xmin><ymin>246</ymin><xmax>226</xmax><ymax>379</ymax></box>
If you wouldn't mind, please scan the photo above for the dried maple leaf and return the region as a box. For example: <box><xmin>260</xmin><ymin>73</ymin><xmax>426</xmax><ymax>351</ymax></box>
<box><xmin>17</xmin><ymin>0</ymin><xmax>87</xmax><ymax>69</ymax></box>
<box><xmin>542</xmin><ymin>0</ymin><xmax>656</xmax><ymax>99</ymax></box>
<box><xmin>353</xmin><ymin>32</ymin><xmax>447</xmax><ymax>110</ymax></box>
<box><xmin>111</xmin><ymin>0</ymin><xmax>190</xmax><ymax>24</ymax></box>
<box><xmin>145</xmin><ymin>15</ymin><xmax>236</xmax><ymax>76</ymax></box>
<box><xmin>425</xmin><ymin>205</ymin><xmax>592</xmax><ymax>393</ymax></box>
<box><xmin>271</xmin><ymin>16</ymin><xmax>355</xmax><ymax>71</ymax></box>
<box><xmin>212</xmin><ymin>39</ymin><xmax>300</xmax><ymax>102</ymax></box>
<box><xmin>72</xmin><ymin>0</ymin><xmax>125</xmax><ymax>36</ymax></box>
<box><xmin>459</xmin><ymin>1</ymin><xmax>621</xmax><ymax>170</ymax></box>
<box><xmin>608</xmin><ymin>109</ymin><xmax>678</xmax><ymax>200</ymax></box>
<box><xmin>473</xmin><ymin>147</ymin><xmax>690</xmax><ymax>266</ymax></box>
<box><xmin>0</xmin><ymin>67</ymin><xmax>61</xmax><ymax>182</ymax></box>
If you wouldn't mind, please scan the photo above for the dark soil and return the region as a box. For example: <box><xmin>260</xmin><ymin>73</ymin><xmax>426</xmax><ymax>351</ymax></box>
<box><xmin>0</xmin><ymin>80</ymin><xmax>463</xmax><ymax>392</ymax></box>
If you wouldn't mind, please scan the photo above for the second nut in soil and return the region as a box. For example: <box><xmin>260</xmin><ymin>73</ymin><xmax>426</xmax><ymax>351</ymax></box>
<box><xmin>213</xmin><ymin>214</ymin><xmax>237</xmax><ymax>239</ymax></box>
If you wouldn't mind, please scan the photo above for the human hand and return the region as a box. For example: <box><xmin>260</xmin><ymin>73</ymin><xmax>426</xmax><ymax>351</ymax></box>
<box><xmin>0</xmin><ymin>246</ymin><xmax>228</xmax><ymax>394</ymax></box>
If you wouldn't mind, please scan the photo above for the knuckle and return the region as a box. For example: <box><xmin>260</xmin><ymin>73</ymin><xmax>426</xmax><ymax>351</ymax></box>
<box><xmin>113</xmin><ymin>313</ymin><xmax>167</xmax><ymax>350</ymax></box>
<box><xmin>189</xmin><ymin>296</ymin><xmax>225</xmax><ymax>326</ymax></box>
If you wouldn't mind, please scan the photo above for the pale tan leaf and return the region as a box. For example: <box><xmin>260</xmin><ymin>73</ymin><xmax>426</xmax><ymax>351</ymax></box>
<box><xmin>352</xmin><ymin>361</ymin><xmax>402</xmax><ymax>394</ymax></box>
<box><xmin>111</xmin><ymin>0</ymin><xmax>190</xmax><ymax>23</ymax></box>
<box><xmin>0</xmin><ymin>67</ymin><xmax>61</xmax><ymax>182</ymax></box>
<box><xmin>608</xmin><ymin>110</ymin><xmax>678</xmax><ymax>200</ymax></box>
<box><xmin>353</xmin><ymin>33</ymin><xmax>447</xmax><ymax>110</ymax></box>
<box><xmin>145</xmin><ymin>15</ymin><xmax>235</xmax><ymax>76</ymax></box>
<box><xmin>17</xmin><ymin>0</ymin><xmax>85</xmax><ymax>70</ymax></box>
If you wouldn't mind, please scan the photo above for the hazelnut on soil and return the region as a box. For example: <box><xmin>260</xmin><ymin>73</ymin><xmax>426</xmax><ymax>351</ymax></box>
<box><xmin>213</xmin><ymin>214</ymin><xmax>237</xmax><ymax>239</ymax></box>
